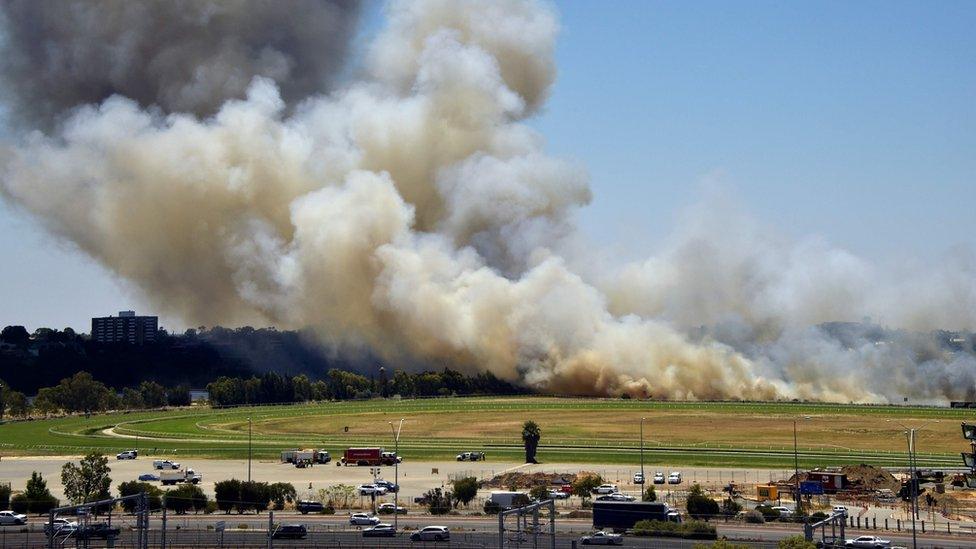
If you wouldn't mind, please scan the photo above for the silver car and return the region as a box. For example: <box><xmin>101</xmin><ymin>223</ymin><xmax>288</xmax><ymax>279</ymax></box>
<box><xmin>580</xmin><ymin>531</ymin><xmax>623</xmax><ymax>545</ymax></box>
<box><xmin>845</xmin><ymin>536</ymin><xmax>891</xmax><ymax>548</ymax></box>
<box><xmin>410</xmin><ymin>526</ymin><xmax>450</xmax><ymax>542</ymax></box>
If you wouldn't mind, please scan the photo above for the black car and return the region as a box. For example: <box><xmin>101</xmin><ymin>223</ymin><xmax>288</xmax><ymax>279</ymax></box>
<box><xmin>363</xmin><ymin>524</ymin><xmax>396</xmax><ymax>538</ymax></box>
<box><xmin>272</xmin><ymin>524</ymin><xmax>308</xmax><ymax>539</ymax></box>
<box><xmin>77</xmin><ymin>523</ymin><xmax>121</xmax><ymax>540</ymax></box>
<box><xmin>296</xmin><ymin>500</ymin><xmax>324</xmax><ymax>514</ymax></box>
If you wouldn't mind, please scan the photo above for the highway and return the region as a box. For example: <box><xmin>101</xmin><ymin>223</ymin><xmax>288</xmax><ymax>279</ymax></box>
<box><xmin>4</xmin><ymin>513</ymin><xmax>976</xmax><ymax>548</ymax></box>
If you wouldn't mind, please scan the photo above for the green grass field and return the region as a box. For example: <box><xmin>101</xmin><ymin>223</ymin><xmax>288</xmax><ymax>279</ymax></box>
<box><xmin>1</xmin><ymin>396</ymin><xmax>972</xmax><ymax>468</ymax></box>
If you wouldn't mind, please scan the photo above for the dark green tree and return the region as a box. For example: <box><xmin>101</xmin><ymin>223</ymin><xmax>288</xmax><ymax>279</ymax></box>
<box><xmin>643</xmin><ymin>484</ymin><xmax>657</xmax><ymax>502</ymax></box>
<box><xmin>214</xmin><ymin>479</ymin><xmax>241</xmax><ymax>514</ymax></box>
<box><xmin>572</xmin><ymin>473</ymin><xmax>604</xmax><ymax>502</ymax></box>
<box><xmin>166</xmin><ymin>484</ymin><xmax>208</xmax><ymax>514</ymax></box>
<box><xmin>139</xmin><ymin>381</ymin><xmax>167</xmax><ymax>408</ymax></box>
<box><xmin>167</xmin><ymin>384</ymin><xmax>191</xmax><ymax>406</ymax></box>
<box><xmin>61</xmin><ymin>453</ymin><xmax>112</xmax><ymax>505</ymax></box>
<box><xmin>268</xmin><ymin>482</ymin><xmax>297</xmax><ymax>510</ymax></box>
<box><xmin>117</xmin><ymin>481</ymin><xmax>162</xmax><ymax>512</ymax></box>
<box><xmin>521</xmin><ymin>420</ymin><xmax>541</xmax><ymax>463</ymax></box>
<box><xmin>685</xmin><ymin>484</ymin><xmax>720</xmax><ymax>521</ymax></box>
<box><xmin>451</xmin><ymin>477</ymin><xmax>479</xmax><ymax>507</ymax></box>
<box><xmin>24</xmin><ymin>472</ymin><xmax>59</xmax><ymax>513</ymax></box>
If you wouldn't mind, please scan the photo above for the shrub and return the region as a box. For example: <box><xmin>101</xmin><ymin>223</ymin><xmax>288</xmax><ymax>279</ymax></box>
<box><xmin>686</xmin><ymin>484</ymin><xmax>720</xmax><ymax>521</ymax></box>
<box><xmin>809</xmin><ymin>511</ymin><xmax>828</xmax><ymax>522</ymax></box>
<box><xmin>166</xmin><ymin>484</ymin><xmax>208</xmax><ymax>515</ymax></box>
<box><xmin>0</xmin><ymin>484</ymin><xmax>10</xmax><ymax>509</ymax></box>
<box><xmin>643</xmin><ymin>485</ymin><xmax>657</xmax><ymax>502</ymax></box>
<box><xmin>529</xmin><ymin>485</ymin><xmax>550</xmax><ymax>501</ymax></box>
<box><xmin>423</xmin><ymin>488</ymin><xmax>452</xmax><ymax>515</ymax></box>
<box><xmin>778</xmin><ymin>535</ymin><xmax>817</xmax><ymax>549</ymax></box>
<box><xmin>205</xmin><ymin>501</ymin><xmax>218</xmax><ymax>514</ymax></box>
<box><xmin>483</xmin><ymin>500</ymin><xmax>501</xmax><ymax>515</ymax></box>
<box><xmin>452</xmin><ymin>477</ymin><xmax>479</xmax><ymax>507</ymax></box>
<box><xmin>743</xmin><ymin>510</ymin><xmax>765</xmax><ymax>524</ymax></box>
<box><xmin>320</xmin><ymin>504</ymin><xmax>335</xmax><ymax>515</ymax></box>
<box><xmin>632</xmin><ymin>520</ymin><xmax>716</xmax><ymax>540</ymax></box>
<box><xmin>117</xmin><ymin>481</ymin><xmax>163</xmax><ymax>513</ymax></box>
<box><xmin>755</xmin><ymin>505</ymin><xmax>781</xmax><ymax>522</ymax></box>
<box><xmin>215</xmin><ymin>479</ymin><xmax>241</xmax><ymax>514</ymax></box>
<box><xmin>721</xmin><ymin>498</ymin><xmax>742</xmax><ymax>517</ymax></box>
<box><xmin>10</xmin><ymin>493</ymin><xmax>28</xmax><ymax>514</ymax></box>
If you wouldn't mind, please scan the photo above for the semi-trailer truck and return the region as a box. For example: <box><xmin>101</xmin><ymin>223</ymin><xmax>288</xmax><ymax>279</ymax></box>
<box><xmin>592</xmin><ymin>501</ymin><xmax>680</xmax><ymax>532</ymax></box>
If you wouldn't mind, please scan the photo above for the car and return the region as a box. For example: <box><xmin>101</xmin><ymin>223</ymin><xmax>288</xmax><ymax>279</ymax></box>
<box><xmin>668</xmin><ymin>472</ymin><xmax>682</xmax><ymax>484</ymax></box>
<box><xmin>358</xmin><ymin>484</ymin><xmax>388</xmax><ymax>496</ymax></box>
<box><xmin>378</xmin><ymin>502</ymin><xmax>408</xmax><ymax>514</ymax></box>
<box><xmin>844</xmin><ymin>535</ymin><xmax>891</xmax><ymax>548</ymax></box>
<box><xmin>606</xmin><ymin>493</ymin><xmax>636</xmax><ymax>502</ymax></box>
<box><xmin>153</xmin><ymin>460</ymin><xmax>180</xmax><ymax>470</ymax></box>
<box><xmin>296</xmin><ymin>500</ymin><xmax>324</xmax><ymax>514</ymax></box>
<box><xmin>653</xmin><ymin>472</ymin><xmax>666</xmax><ymax>484</ymax></box>
<box><xmin>580</xmin><ymin>531</ymin><xmax>624</xmax><ymax>545</ymax></box>
<box><xmin>832</xmin><ymin>505</ymin><xmax>849</xmax><ymax>516</ymax></box>
<box><xmin>77</xmin><ymin>523</ymin><xmax>121</xmax><ymax>540</ymax></box>
<box><xmin>547</xmin><ymin>489</ymin><xmax>571</xmax><ymax>500</ymax></box>
<box><xmin>363</xmin><ymin>523</ymin><xmax>397</xmax><ymax>537</ymax></box>
<box><xmin>0</xmin><ymin>510</ymin><xmax>27</xmax><ymax>525</ymax></box>
<box><xmin>138</xmin><ymin>473</ymin><xmax>160</xmax><ymax>482</ymax></box>
<box><xmin>633</xmin><ymin>472</ymin><xmax>645</xmax><ymax>484</ymax></box>
<box><xmin>770</xmin><ymin>506</ymin><xmax>793</xmax><ymax>518</ymax></box>
<box><xmin>592</xmin><ymin>484</ymin><xmax>618</xmax><ymax>494</ymax></box>
<box><xmin>43</xmin><ymin>518</ymin><xmax>78</xmax><ymax>536</ymax></box>
<box><xmin>374</xmin><ymin>479</ymin><xmax>400</xmax><ymax>492</ymax></box>
<box><xmin>272</xmin><ymin>524</ymin><xmax>307</xmax><ymax>539</ymax></box>
<box><xmin>116</xmin><ymin>450</ymin><xmax>137</xmax><ymax>460</ymax></box>
<box><xmin>456</xmin><ymin>452</ymin><xmax>472</xmax><ymax>461</ymax></box>
<box><xmin>410</xmin><ymin>526</ymin><xmax>450</xmax><ymax>542</ymax></box>
<box><xmin>350</xmin><ymin>513</ymin><xmax>380</xmax><ymax>526</ymax></box>
<box><xmin>380</xmin><ymin>451</ymin><xmax>403</xmax><ymax>465</ymax></box>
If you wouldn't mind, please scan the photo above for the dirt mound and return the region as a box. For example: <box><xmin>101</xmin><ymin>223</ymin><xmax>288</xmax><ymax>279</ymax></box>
<box><xmin>841</xmin><ymin>464</ymin><xmax>900</xmax><ymax>492</ymax></box>
<box><xmin>482</xmin><ymin>471</ymin><xmax>581</xmax><ymax>489</ymax></box>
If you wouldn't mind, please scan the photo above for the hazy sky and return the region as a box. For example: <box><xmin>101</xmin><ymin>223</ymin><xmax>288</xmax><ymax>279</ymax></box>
<box><xmin>0</xmin><ymin>0</ymin><xmax>973</xmax><ymax>333</ymax></box>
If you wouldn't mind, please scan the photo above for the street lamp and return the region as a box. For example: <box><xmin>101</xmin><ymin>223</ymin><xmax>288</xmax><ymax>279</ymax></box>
<box><xmin>887</xmin><ymin>419</ymin><xmax>938</xmax><ymax>549</ymax></box>
<box><xmin>639</xmin><ymin>417</ymin><xmax>646</xmax><ymax>486</ymax></box>
<box><xmin>390</xmin><ymin>419</ymin><xmax>404</xmax><ymax>532</ymax></box>
<box><xmin>793</xmin><ymin>416</ymin><xmax>811</xmax><ymax>516</ymax></box>
<box><xmin>247</xmin><ymin>416</ymin><xmax>252</xmax><ymax>483</ymax></box>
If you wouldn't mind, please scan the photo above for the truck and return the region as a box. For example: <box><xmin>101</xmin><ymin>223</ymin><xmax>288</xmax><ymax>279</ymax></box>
<box><xmin>487</xmin><ymin>491</ymin><xmax>530</xmax><ymax>510</ymax></box>
<box><xmin>160</xmin><ymin>468</ymin><xmax>202</xmax><ymax>486</ymax></box>
<box><xmin>343</xmin><ymin>447</ymin><xmax>383</xmax><ymax>466</ymax></box>
<box><xmin>282</xmin><ymin>449</ymin><xmax>331</xmax><ymax>464</ymax></box>
<box><xmin>592</xmin><ymin>501</ymin><xmax>680</xmax><ymax>532</ymax></box>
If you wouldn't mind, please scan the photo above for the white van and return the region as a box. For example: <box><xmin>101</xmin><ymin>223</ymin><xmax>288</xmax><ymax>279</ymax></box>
<box><xmin>153</xmin><ymin>459</ymin><xmax>180</xmax><ymax>470</ymax></box>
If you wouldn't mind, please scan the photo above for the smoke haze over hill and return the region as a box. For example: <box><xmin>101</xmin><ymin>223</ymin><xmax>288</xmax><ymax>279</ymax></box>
<box><xmin>0</xmin><ymin>0</ymin><xmax>974</xmax><ymax>403</ymax></box>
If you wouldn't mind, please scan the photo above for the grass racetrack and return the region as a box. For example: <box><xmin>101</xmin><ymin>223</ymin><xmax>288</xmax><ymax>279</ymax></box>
<box><xmin>0</xmin><ymin>396</ymin><xmax>971</xmax><ymax>468</ymax></box>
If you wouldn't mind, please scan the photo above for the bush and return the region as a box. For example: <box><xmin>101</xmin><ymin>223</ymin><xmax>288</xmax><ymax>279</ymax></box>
<box><xmin>10</xmin><ymin>493</ymin><xmax>28</xmax><ymax>514</ymax></box>
<box><xmin>755</xmin><ymin>505</ymin><xmax>781</xmax><ymax>522</ymax></box>
<box><xmin>632</xmin><ymin>520</ymin><xmax>716</xmax><ymax>540</ymax></box>
<box><xmin>166</xmin><ymin>484</ymin><xmax>208</xmax><ymax>515</ymax></box>
<box><xmin>686</xmin><ymin>485</ymin><xmax>720</xmax><ymax>521</ymax></box>
<box><xmin>452</xmin><ymin>477</ymin><xmax>479</xmax><ymax>507</ymax></box>
<box><xmin>809</xmin><ymin>511</ymin><xmax>828</xmax><ymax>522</ymax></box>
<box><xmin>778</xmin><ymin>535</ymin><xmax>817</xmax><ymax>549</ymax></box>
<box><xmin>205</xmin><ymin>501</ymin><xmax>218</xmax><ymax>514</ymax></box>
<box><xmin>529</xmin><ymin>485</ymin><xmax>550</xmax><ymax>501</ymax></box>
<box><xmin>721</xmin><ymin>498</ymin><xmax>742</xmax><ymax>517</ymax></box>
<box><xmin>643</xmin><ymin>485</ymin><xmax>657</xmax><ymax>502</ymax></box>
<box><xmin>483</xmin><ymin>500</ymin><xmax>501</xmax><ymax>515</ymax></box>
<box><xmin>117</xmin><ymin>481</ymin><xmax>163</xmax><ymax>513</ymax></box>
<box><xmin>743</xmin><ymin>510</ymin><xmax>765</xmax><ymax>524</ymax></box>
<box><xmin>320</xmin><ymin>504</ymin><xmax>335</xmax><ymax>515</ymax></box>
<box><xmin>423</xmin><ymin>488</ymin><xmax>452</xmax><ymax>515</ymax></box>
<box><xmin>0</xmin><ymin>484</ymin><xmax>10</xmax><ymax>509</ymax></box>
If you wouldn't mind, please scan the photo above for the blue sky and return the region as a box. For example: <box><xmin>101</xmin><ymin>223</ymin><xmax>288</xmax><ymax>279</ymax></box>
<box><xmin>0</xmin><ymin>0</ymin><xmax>973</xmax><ymax>332</ymax></box>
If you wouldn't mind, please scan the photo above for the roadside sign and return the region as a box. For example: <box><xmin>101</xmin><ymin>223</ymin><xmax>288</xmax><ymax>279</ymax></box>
<box><xmin>215</xmin><ymin>521</ymin><xmax>226</xmax><ymax>532</ymax></box>
<box><xmin>800</xmin><ymin>481</ymin><xmax>824</xmax><ymax>495</ymax></box>
<box><xmin>963</xmin><ymin>453</ymin><xmax>976</xmax><ymax>468</ymax></box>
<box><xmin>962</xmin><ymin>423</ymin><xmax>976</xmax><ymax>441</ymax></box>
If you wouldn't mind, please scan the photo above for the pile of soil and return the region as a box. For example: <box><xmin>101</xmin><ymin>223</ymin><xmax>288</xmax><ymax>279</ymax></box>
<box><xmin>841</xmin><ymin>464</ymin><xmax>900</xmax><ymax>492</ymax></box>
<box><xmin>482</xmin><ymin>471</ymin><xmax>581</xmax><ymax>489</ymax></box>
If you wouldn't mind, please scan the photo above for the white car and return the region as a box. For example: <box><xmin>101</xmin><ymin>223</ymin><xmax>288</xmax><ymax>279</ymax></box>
<box><xmin>770</xmin><ymin>506</ymin><xmax>793</xmax><ymax>518</ymax></box>
<box><xmin>845</xmin><ymin>535</ymin><xmax>891</xmax><ymax>548</ymax></box>
<box><xmin>410</xmin><ymin>526</ymin><xmax>450</xmax><ymax>542</ymax></box>
<box><xmin>116</xmin><ymin>450</ymin><xmax>137</xmax><ymax>460</ymax></box>
<box><xmin>592</xmin><ymin>484</ymin><xmax>618</xmax><ymax>494</ymax></box>
<box><xmin>349</xmin><ymin>513</ymin><xmax>380</xmax><ymax>526</ymax></box>
<box><xmin>633</xmin><ymin>472</ymin><xmax>645</xmax><ymax>484</ymax></box>
<box><xmin>580</xmin><ymin>531</ymin><xmax>623</xmax><ymax>545</ymax></box>
<box><xmin>652</xmin><ymin>472</ymin><xmax>665</xmax><ymax>484</ymax></box>
<box><xmin>44</xmin><ymin>518</ymin><xmax>78</xmax><ymax>535</ymax></box>
<box><xmin>667</xmin><ymin>472</ymin><xmax>682</xmax><ymax>484</ymax></box>
<box><xmin>605</xmin><ymin>493</ymin><xmax>636</xmax><ymax>502</ymax></box>
<box><xmin>547</xmin><ymin>489</ymin><xmax>571</xmax><ymax>500</ymax></box>
<box><xmin>358</xmin><ymin>484</ymin><xmax>388</xmax><ymax>496</ymax></box>
<box><xmin>153</xmin><ymin>459</ymin><xmax>180</xmax><ymax>470</ymax></box>
<box><xmin>0</xmin><ymin>510</ymin><xmax>27</xmax><ymax>525</ymax></box>
<box><xmin>832</xmin><ymin>505</ymin><xmax>849</xmax><ymax>516</ymax></box>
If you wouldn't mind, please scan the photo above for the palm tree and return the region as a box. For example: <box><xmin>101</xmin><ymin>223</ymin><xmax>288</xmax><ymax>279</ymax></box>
<box><xmin>522</xmin><ymin>420</ymin><xmax>541</xmax><ymax>463</ymax></box>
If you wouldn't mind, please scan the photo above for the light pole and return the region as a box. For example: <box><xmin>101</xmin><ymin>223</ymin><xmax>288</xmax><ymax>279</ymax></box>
<box><xmin>390</xmin><ymin>419</ymin><xmax>404</xmax><ymax>532</ymax></box>
<box><xmin>639</xmin><ymin>417</ymin><xmax>646</xmax><ymax>487</ymax></box>
<box><xmin>887</xmin><ymin>419</ymin><xmax>935</xmax><ymax>549</ymax></box>
<box><xmin>247</xmin><ymin>416</ymin><xmax>252</xmax><ymax>483</ymax></box>
<box><xmin>792</xmin><ymin>416</ymin><xmax>811</xmax><ymax>516</ymax></box>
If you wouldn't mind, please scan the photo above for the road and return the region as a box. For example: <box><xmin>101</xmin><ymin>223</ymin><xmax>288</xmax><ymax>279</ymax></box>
<box><xmin>3</xmin><ymin>513</ymin><xmax>976</xmax><ymax>548</ymax></box>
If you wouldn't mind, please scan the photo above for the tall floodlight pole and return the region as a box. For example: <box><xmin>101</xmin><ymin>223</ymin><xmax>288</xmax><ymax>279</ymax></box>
<box><xmin>390</xmin><ymin>419</ymin><xmax>404</xmax><ymax>532</ymax></box>
<box><xmin>248</xmin><ymin>416</ymin><xmax>253</xmax><ymax>483</ymax></box>
<box><xmin>639</xmin><ymin>417</ymin><xmax>646</xmax><ymax>485</ymax></box>
<box><xmin>908</xmin><ymin>428</ymin><xmax>918</xmax><ymax>549</ymax></box>
<box><xmin>793</xmin><ymin>419</ymin><xmax>800</xmax><ymax>515</ymax></box>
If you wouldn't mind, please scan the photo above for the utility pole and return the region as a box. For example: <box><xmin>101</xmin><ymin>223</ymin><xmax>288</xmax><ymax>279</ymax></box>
<box><xmin>248</xmin><ymin>416</ymin><xmax>252</xmax><ymax>483</ymax></box>
<box><xmin>639</xmin><ymin>417</ymin><xmax>646</xmax><ymax>488</ymax></box>
<box><xmin>390</xmin><ymin>419</ymin><xmax>404</xmax><ymax>532</ymax></box>
<box><xmin>793</xmin><ymin>419</ymin><xmax>800</xmax><ymax>515</ymax></box>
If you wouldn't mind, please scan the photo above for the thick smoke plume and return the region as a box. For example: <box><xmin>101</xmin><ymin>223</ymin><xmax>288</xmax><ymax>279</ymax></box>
<box><xmin>0</xmin><ymin>0</ymin><xmax>360</xmax><ymax>128</ymax></box>
<box><xmin>1</xmin><ymin>0</ymin><xmax>974</xmax><ymax>403</ymax></box>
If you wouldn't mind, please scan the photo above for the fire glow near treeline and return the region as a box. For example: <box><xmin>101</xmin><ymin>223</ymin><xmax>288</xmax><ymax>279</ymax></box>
<box><xmin>0</xmin><ymin>0</ymin><xmax>974</xmax><ymax>402</ymax></box>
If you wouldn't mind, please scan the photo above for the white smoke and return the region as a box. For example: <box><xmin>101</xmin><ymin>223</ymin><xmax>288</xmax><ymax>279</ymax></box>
<box><xmin>1</xmin><ymin>0</ymin><xmax>974</xmax><ymax>402</ymax></box>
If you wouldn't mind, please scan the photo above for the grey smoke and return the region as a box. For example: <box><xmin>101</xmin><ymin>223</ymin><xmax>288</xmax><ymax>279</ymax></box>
<box><xmin>0</xmin><ymin>0</ymin><xmax>361</xmax><ymax>128</ymax></box>
<box><xmin>0</xmin><ymin>0</ymin><xmax>974</xmax><ymax>403</ymax></box>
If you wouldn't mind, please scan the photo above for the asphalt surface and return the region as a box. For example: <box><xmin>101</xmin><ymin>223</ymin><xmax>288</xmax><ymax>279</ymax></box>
<box><xmin>3</xmin><ymin>514</ymin><xmax>976</xmax><ymax>548</ymax></box>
